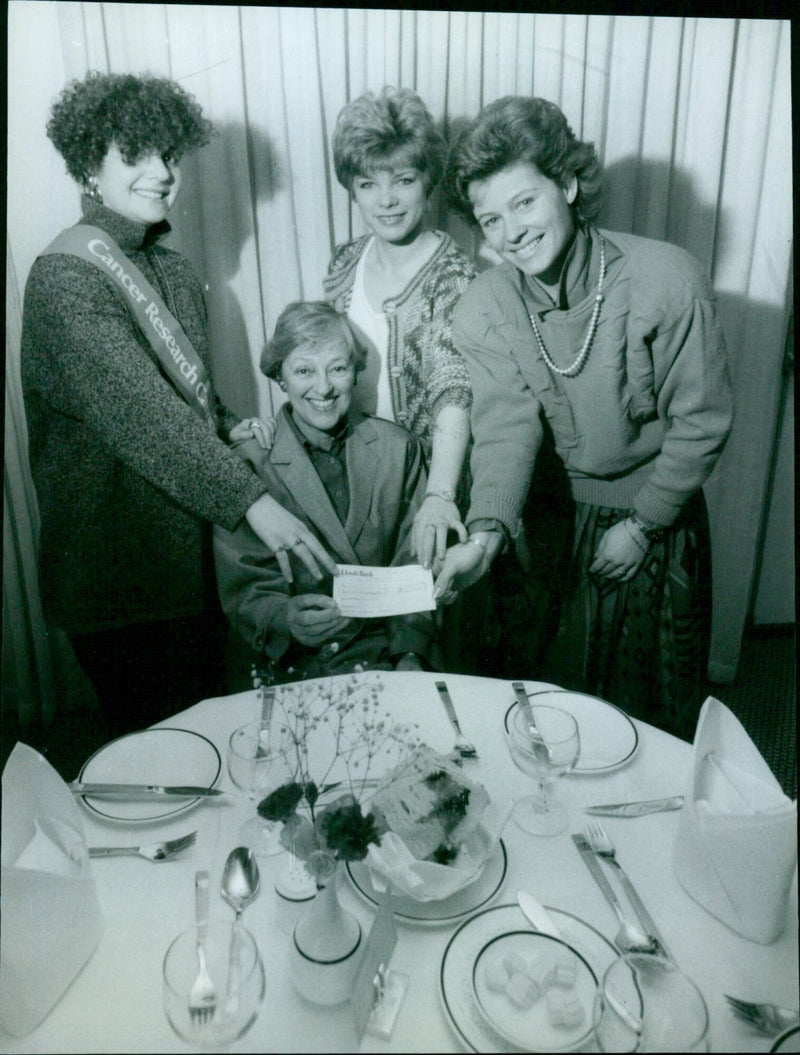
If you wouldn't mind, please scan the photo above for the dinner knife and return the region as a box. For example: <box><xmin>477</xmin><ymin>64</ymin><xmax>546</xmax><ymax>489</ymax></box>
<box><xmin>585</xmin><ymin>796</ymin><xmax>685</xmax><ymax>817</ymax></box>
<box><xmin>69</xmin><ymin>782</ymin><xmax>222</xmax><ymax>798</ymax></box>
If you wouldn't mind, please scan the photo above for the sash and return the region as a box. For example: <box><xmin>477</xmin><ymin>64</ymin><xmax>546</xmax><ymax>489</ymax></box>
<box><xmin>41</xmin><ymin>224</ymin><xmax>216</xmax><ymax>429</ymax></box>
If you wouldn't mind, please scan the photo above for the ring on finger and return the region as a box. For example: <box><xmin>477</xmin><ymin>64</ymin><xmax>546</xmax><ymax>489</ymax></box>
<box><xmin>291</xmin><ymin>538</ymin><xmax>304</xmax><ymax>548</ymax></box>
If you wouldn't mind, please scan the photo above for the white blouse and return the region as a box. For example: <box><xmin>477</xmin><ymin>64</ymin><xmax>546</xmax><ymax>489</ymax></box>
<box><xmin>346</xmin><ymin>237</ymin><xmax>394</xmax><ymax>422</ymax></box>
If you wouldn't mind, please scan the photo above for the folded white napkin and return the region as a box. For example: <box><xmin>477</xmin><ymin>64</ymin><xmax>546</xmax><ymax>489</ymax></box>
<box><xmin>672</xmin><ymin>697</ymin><xmax>797</xmax><ymax>943</ymax></box>
<box><xmin>0</xmin><ymin>743</ymin><xmax>104</xmax><ymax>1036</ymax></box>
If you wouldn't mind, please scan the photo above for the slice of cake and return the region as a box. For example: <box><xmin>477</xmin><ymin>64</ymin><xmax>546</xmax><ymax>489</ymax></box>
<box><xmin>373</xmin><ymin>746</ymin><xmax>490</xmax><ymax>863</ymax></box>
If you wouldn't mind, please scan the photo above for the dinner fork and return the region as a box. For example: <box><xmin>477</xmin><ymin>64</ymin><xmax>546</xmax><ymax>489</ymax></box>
<box><xmin>435</xmin><ymin>681</ymin><xmax>478</xmax><ymax>759</ymax></box>
<box><xmin>88</xmin><ymin>831</ymin><xmax>197</xmax><ymax>862</ymax></box>
<box><xmin>583</xmin><ymin>819</ymin><xmax>673</xmax><ymax>961</ymax></box>
<box><xmin>725</xmin><ymin>995</ymin><xmax>800</xmax><ymax>1035</ymax></box>
<box><xmin>189</xmin><ymin>870</ymin><xmax>217</xmax><ymax>1026</ymax></box>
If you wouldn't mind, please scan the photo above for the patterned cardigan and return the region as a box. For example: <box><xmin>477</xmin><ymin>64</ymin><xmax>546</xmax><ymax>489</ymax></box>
<box><xmin>322</xmin><ymin>232</ymin><xmax>476</xmax><ymax>460</ymax></box>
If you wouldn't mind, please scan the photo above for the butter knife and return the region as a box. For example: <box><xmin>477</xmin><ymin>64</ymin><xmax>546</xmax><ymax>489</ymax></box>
<box><xmin>517</xmin><ymin>890</ymin><xmax>563</xmax><ymax>939</ymax></box>
<box><xmin>70</xmin><ymin>782</ymin><xmax>222</xmax><ymax>798</ymax></box>
<box><xmin>585</xmin><ymin>796</ymin><xmax>685</xmax><ymax>817</ymax></box>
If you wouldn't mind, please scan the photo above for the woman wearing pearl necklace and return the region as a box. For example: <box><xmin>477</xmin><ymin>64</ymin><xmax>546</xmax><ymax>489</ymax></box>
<box><xmin>434</xmin><ymin>96</ymin><xmax>733</xmax><ymax>739</ymax></box>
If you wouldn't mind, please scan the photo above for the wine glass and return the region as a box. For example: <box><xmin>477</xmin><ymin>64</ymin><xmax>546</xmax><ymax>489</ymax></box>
<box><xmin>227</xmin><ymin>722</ymin><xmax>293</xmax><ymax>857</ymax></box>
<box><xmin>162</xmin><ymin>920</ymin><xmax>265</xmax><ymax>1048</ymax></box>
<box><xmin>593</xmin><ymin>953</ymin><xmax>709</xmax><ymax>1052</ymax></box>
<box><xmin>506</xmin><ymin>701</ymin><xmax>580</xmax><ymax>836</ymax></box>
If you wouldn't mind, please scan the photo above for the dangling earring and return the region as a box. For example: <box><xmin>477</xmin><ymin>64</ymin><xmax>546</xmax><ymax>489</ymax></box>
<box><xmin>86</xmin><ymin>179</ymin><xmax>103</xmax><ymax>203</ymax></box>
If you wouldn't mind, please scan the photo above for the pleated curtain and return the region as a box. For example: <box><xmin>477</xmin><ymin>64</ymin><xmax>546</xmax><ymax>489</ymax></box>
<box><xmin>5</xmin><ymin>5</ymin><xmax>792</xmax><ymax>721</ymax></box>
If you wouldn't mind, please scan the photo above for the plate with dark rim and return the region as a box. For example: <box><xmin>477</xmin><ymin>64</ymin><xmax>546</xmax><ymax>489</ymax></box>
<box><xmin>346</xmin><ymin>838</ymin><xmax>507</xmax><ymax>926</ymax></box>
<box><xmin>77</xmin><ymin>727</ymin><xmax>222</xmax><ymax>822</ymax></box>
<box><xmin>504</xmin><ymin>689</ymin><xmax>638</xmax><ymax>773</ymax></box>
<box><xmin>440</xmin><ymin>902</ymin><xmax>617</xmax><ymax>1053</ymax></box>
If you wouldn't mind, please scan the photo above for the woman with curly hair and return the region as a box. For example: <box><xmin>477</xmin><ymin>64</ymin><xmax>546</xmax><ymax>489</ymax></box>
<box><xmin>435</xmin><ymin>96</ymin><xmax>733</xmax><ymax>737</ymax></box>
<box><xmin>22</xmin><ymin>71</ymin><xmax>335</xmax><ymax>736</ymax></box>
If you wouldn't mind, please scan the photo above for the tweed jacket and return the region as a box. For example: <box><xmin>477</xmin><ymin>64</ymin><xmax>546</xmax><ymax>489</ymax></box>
<box><xmin>214</xmin><ymin>407</ymin><xmax>436</xmax><ymax>676</ymax></box>
<box><xmin>21</xmin><ymin>198</ymin><xmax>267</xmax><ymax>633</ymax></box>
<box><xmin>323</xmin><ymin>232</ymin><xmax>475</xmax><ymax>459</ymax></box>
<box><xmin>454</xmin><ymin>226</ymin><xmax>733</xmax><ymax>533</ymax></box>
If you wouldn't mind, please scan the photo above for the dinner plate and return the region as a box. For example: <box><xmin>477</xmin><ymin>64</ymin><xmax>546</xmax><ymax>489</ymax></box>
<box><xmin>504</xmin><ymin>690</ymin><xmax>638</xmax><ymax>773</ymax></box>
<box><xmin>772</xmin><ymin>1025</ymin><xmax>800</xmax><ymax>1053</ymax></box>
<box><xmin>472</xmin><ymin>931</ymin><xmax>598</xmax><ymax>1052</ymax></box>
<box><xmin>440</xmin><ymin>903</ymin><xmax>618</xmax><ymax>1053</ymax></box>
<box><xmin>346</xmin><ymin>839</ymin><xmax>507</xmax><ymax>925</ymax></box>
<box><xmin>77</xmin><ymin>727</ymin><xmax>222</xmax><ymax>822</ymax></box>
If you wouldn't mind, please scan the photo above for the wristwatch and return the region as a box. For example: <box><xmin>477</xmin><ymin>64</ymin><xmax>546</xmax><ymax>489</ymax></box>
<box><xmin>629</xmin><ymin>515</ymin><xmax>665</xmax><ymax>541</ymax></box>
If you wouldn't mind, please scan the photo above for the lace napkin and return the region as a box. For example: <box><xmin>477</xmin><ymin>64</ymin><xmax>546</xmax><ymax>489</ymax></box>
<box><xmin>0</xmin><ymin>743</ymin><xmax>104</xmax><ymax>1036</ymax></box>
<box><xmin>672</xmin><ymin>697</ymin><xmax>797</xmax><ymax>943</ymax></box>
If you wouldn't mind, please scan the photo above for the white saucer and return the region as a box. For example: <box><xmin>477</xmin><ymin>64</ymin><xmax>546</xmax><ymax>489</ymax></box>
<box><xmin>505</xmin><ymin>689</ymin><xmax>638</xmax><ymax>773</ymax></box>
<box><xmin>77</xmin><ymin>727</ymin><xmax>222</xmax><ymax>822</ymax></box>
<box><xmin>346</xmin><ymin>839</ymin><xmax>507</xmax><ymax>925</ymax></box>
<box><xmin>440</xmin><ymin>902</ymin><xmax>617</xmax><ymax>1053</ymax></box>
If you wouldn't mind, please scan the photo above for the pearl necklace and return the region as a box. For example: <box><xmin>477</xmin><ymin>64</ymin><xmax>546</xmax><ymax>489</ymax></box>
<box><xmin>528</xmin><ymin>235</ymin><xmax>606</xmax><ymax>378</ymax></box>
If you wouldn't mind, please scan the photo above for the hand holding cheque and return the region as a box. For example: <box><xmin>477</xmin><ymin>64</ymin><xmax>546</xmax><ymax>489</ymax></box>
<box><xmin>332</xmin><ymin>564</ymin><xmax>436</xmax><ymax>618</ymax></box>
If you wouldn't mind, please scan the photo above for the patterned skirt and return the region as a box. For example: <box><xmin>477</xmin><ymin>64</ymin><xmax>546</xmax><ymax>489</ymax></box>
<box><xmin>540</xmin><ymin>490</ymin><xmax>713</xmax><ymax>741</ymax></box>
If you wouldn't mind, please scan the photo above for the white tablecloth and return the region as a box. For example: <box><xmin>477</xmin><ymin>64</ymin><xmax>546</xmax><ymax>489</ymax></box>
<box><xmin>1</xmin><ymin>672</ymin><xmax>797</xmax><ymax>1053</ymax></box>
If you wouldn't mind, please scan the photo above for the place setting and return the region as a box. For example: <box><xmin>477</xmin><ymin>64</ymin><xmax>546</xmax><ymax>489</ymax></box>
<box><xmin>1</xmin><ymin>673</ymin><xmax>797</xmax><ymax>1051</ymax></box>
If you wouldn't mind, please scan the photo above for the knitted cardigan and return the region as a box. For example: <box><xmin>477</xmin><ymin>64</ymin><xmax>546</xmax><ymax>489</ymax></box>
<box><xmin>454</xmin><ymin>226</ymin><xmax>733</xmax><ymax>533</ymax></box>
<box><xmin>21</xmin><ymin>198</ymin><xmax>267</xmax><ymax>633</ymax></box>
<box><xmin>323</xmin><ymin>232</ymin><xmax>475</xmax><ymax>459</ymax></box>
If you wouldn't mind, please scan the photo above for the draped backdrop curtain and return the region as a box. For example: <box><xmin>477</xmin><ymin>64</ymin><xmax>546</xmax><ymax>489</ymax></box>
<box><xmin>5</xmin><ymin>5</ymin><xmax>792</xmax><ymax>723</ymax></box>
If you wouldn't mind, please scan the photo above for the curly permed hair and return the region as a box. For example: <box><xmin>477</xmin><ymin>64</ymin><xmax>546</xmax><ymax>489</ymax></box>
<box><xmin>333</xmin><ymin>86</ymin><xmax>446</xmax><ymax>195</ymax></box>
<box><xmin>47</xmin><ymin>71</ymin><xmax>213</xmax><ymax>184</ymax></box>
<box><xmin>260</xmin><ymin>301</ymin><xmax>367</xmax><ymax>381</ymax></box>
<box><xmin>444</xmin><ymin>96</ymin><xmax>602</xmax><ymax>227</ymax></box>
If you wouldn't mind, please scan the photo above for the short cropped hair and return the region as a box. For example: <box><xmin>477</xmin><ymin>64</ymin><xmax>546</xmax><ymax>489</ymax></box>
<box><xmin>47</xmin><ymin>71</ymin><xmax>213</xmax><ymax>185</ymax></box>
<box><xmin>260</xmin><ymin>301</ymin><xmax>367</xmax><ymax>381</ymax></box>
<box><xmin>333</xmin><ymin>86</ymin><xmax>446</xmax><ymax>194</ymax></box>
<box><xmin>445</xmin><ymin>96</ymin><xmax>602</xmax><ymax>227</ymax></box>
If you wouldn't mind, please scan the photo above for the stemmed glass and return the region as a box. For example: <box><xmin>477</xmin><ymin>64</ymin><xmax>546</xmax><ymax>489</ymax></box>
<box><xmin>506</xmin><ymin>701</ymin><xmax>580</xmax><ymax>836</ymax></box>
<box><xmin>593</xmin><ymin>953</ymin><xmax>709</xmax><ymax>1052</ymax></box>
<box><xmin>227</xmin><ymin>722</ymin><xmax>293</xmax><ymax>857</ymax></box>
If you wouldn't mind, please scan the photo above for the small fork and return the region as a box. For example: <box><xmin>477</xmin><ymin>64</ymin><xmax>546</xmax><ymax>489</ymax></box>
<box><xmin>88</xmin><ymin>831</ymin><xmax>197</xmax><ymax>862</ymax></box>
<box><xmin>725</xmin><ymin>995</ymin><xmax>800</xmax><ymax>1035</ymax></box>
<box><xmin>189</xmin><ymin>870</ymin><xmax>217</xmax><ymax>1026</ymax></box>
<box><xmin>435</xmin><ymin>681</ymin><xmax>478</xmax><ymax>759</ymax></box>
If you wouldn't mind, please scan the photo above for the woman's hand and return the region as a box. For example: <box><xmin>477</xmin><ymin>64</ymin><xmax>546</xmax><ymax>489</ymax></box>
<box><xmin>589</xmin><ymin>520</ymin><xmax>648</xmax><ymax>582</ymax></box>
<box><xmin>411</xmin><ymin>495</ymin><xmax>468</xmax><ymax>570</ymax></box>
<box><xmin>229</xmin><ymin>416</ymin><xmax>277</xmax><ymax>450</ymax></box>
<box><xmin>245</xmin><ymin>493</ymin><xmax>337</xmax><ymax>583</ymax></box>
<box><xmin>432</xmin><ymin>540</ymin><xmax>487</xmax><ymax>604</ymax></box>
<box><xmin>285</xmin><ymin>595</ymin><xmax>350</xmax><ymax>647</ymax></box>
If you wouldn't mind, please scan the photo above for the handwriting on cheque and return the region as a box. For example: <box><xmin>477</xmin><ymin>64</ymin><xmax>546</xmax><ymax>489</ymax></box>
<box><xmin>332</xmin><ymin>564</ymin><xmax>436</xmax><ymax>618</ymax></box>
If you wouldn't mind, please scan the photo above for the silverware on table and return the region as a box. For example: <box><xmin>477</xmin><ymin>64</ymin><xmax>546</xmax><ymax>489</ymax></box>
<box><xmin>188</xmin><ymin>869</ymin><xmax>217</xmax><ymax>1026</ymax></box>
<box><xmin>725</xmin><ymin>995</ymin><xmax>800</xmax><ymax>1035</ymax></box>
<box><xmin>583</xmin><ymin>820</ymin><xmax>673</xmax><ymax>961</ymax></box>
<box><xmin>70</xmin><ymin>782</ymin><xmax>222</xmax><ymax>798</ymax></box>
<box><xmin>511</xmin><ymin>681</ymin><xmax>552</xmax><ymax>762</ymax></box>
<box><xmin>517</xmin><ymin>890</ymin><xmax>563</xmax><ymax>938</ymax></box>
<box><xmin>89</xmin><ymin>831</ymin><xmax>197</xmax><ymax>862</ymax></box>
<box><xmin>572</xmin><ymin>834</ymin><xmax>662</xmax><ymax>956</ymax></box>
<box><xmin>585</xmin><ymin>796</ymin><xmax>685</xmax><ymax>817</ymax></box>
<box><xmin>435</xmin><ymin>681</ymin><xmax>477</xmax><ymax>759</ymax></box>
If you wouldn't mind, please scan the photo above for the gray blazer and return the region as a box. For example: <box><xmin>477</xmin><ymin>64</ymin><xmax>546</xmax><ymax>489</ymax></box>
<box><xmin>214</xmin><ymin>406</ymin><xmax>436</xmax><ymax>675</ymax></box>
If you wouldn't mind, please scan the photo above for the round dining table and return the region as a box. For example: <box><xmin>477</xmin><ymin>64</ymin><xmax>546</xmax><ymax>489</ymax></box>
<box><xmin>1</xmin><ymin>671</ymin><xmax>796</xmax><ymax>1053</ymax></box>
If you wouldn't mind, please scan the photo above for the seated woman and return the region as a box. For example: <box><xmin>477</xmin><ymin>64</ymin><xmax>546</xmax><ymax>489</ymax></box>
<box><xmin>214</xmin><ymin>301</ymin><xmax>437</xmax><ymax>682</ymax></box>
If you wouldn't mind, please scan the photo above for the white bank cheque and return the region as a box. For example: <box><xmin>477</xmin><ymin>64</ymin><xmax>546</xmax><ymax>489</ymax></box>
<box><xmin>332</xmin><ymin>564</ymin><xmax>436</xmax><ymax>618</ymax></box>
